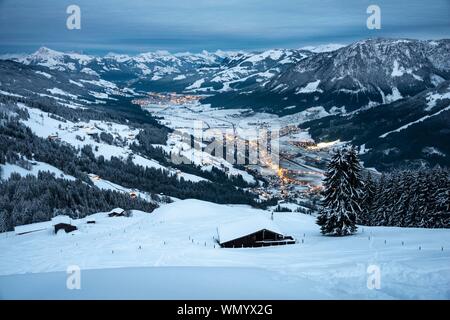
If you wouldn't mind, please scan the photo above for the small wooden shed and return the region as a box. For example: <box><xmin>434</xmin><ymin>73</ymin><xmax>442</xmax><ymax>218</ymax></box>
<box><xmin>52</xmin><ymin>216</ymin><xmax>77</xmax><ymax>234</ymax></box>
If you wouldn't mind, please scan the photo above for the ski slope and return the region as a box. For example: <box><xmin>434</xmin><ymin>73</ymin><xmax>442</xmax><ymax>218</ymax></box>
<box><xmin>0</xmin><ymin>199</ymin><xmax>449</xmax><ymax>299</ymax></box>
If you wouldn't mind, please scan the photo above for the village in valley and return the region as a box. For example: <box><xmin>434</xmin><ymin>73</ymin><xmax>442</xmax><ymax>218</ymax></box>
<box><xmin>1</xmin><ymin>83</ymin><xmax>449</xmax><ymax>299</ymax></box>
<box><xmin>131</xmin><ymin>92</ymin><xmax>338</xmax><ymax>210</ymax></box>
<box><xmin>2</xmin><ymin>0</ymin><xmax>450</xmax><ymax>302</ymax></box>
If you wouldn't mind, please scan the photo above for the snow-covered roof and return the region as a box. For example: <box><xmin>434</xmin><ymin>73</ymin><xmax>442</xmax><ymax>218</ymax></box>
<box><xmin>110</xmin><ymin>208</ymin><xmax>125</xmax><ymax>214</ymax></box>
<box><xmin>51</xmin><ymin>215</ymin><xmax>72</xmax><ymax>225</ymax></box>
<box><xmin>217</xmin><ymin>216</ymin><xmax>285</xmax><ymax>244</ymax></box>
<box><xmin>14</xmin><ymin>221</ymin><xmax>51</xmax><ymax>235</ymax></box>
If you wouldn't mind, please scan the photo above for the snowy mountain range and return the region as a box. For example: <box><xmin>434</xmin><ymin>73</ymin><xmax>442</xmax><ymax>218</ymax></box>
<box><xmin>6</xmin><ymin>38</ymin><xmax>450</xmax><ymax>115</ymax></box>
<box><xmin>1</xmin><ymin>37</ymin><xmax>450</xmax><ymax>169</ymax></box>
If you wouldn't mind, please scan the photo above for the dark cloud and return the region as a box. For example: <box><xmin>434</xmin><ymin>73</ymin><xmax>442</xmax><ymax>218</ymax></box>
<box><xmin>0</xmin><ymin>0</ymin><xmax>449</xmax><ymax>54</ymax></box>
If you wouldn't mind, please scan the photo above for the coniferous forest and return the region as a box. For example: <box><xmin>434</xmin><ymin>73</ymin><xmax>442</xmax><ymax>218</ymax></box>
<box><xmin>318</xmin><ymin>147</ymin><xmax>450</xmax><ymax>236</ymax></box>
<box><xmin>358</xmin><ymin>167</ymin><xmax>450</xmax><ymax>228</ymax></box>
<box><xmin>0</xmin><ymin>101</ymin><xmax>276</xmax><ymax>231</ymax></box>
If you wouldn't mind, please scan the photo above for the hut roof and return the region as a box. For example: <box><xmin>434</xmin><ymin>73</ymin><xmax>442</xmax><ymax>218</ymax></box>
<box><xmin>14</xmin><ymin>221</ymin><xmax>51</xmax><ymax>235</ymax></box>
<box><xmin>217</xmin><ymin>216</ymin><xmax>285</xmax><ymax>245</ymax></box>
<box><xmin>51</xmin><ymin>215</ymin><xmax>72</xmax><ymax>225</ymax></box>
<box><xmin>109</xmin><ymin>208</ymin><xmax>125</xmax><ymax>214</ymax></box>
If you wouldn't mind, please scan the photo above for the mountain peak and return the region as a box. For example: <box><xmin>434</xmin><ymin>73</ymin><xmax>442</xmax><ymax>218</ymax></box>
<box><xmin>34</xmin><ymin>46</ymin><xmax>63</xmax><ymax>56</ymax></box>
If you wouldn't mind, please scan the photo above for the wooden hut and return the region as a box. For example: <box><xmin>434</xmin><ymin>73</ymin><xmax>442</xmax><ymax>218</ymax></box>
<box><xmin>52</xmin><ymin>216</ymin><xmax>77</xmax><ymax>234</ymax></box>
<box><xmin>108</xmin><ymin>208</ymin><xmax>126</xmax><ymax>217</ymax></box>
<box><xmin>217</xmin><ymin>217</ymin><xmax>295</xmax><ymax>248</ymax></box>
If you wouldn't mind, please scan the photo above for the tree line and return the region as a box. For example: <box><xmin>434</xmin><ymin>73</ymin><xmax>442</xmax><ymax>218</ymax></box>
<box><xmin>0</xmin><ymin>172</ymin><xmax>158</xmax><ymax>232</ymax></box>
<box><xmin>317</xmin><ymin>147</ymin><xmax>449</xmax><ymax>236</ymax></box>
<box><xmin>358</xmin><ymin>167</ymin><xmax>449</xmax><ymax>228</ymax></box>
<box><xmin>0</xmin><ymin>105</ymin><xmax>274</xmax><ymax>231</ymax></box>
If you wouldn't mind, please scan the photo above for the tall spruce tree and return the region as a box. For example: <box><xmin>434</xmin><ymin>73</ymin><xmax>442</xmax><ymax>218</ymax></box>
<box><xmin>370</xmin><ymin>173</ymin><xmax>385</xmax><ymax>226</ymax></box>
<box><xmin>359</xmin><ymin>172</ymin><xmax>375</xmax><ymax>225</ymax></box>
<box><xmin>429</xmin><ymin>167</ymin><xmax>449</xmax><ymax>228</ymax></box>
<box><xmin>317</xmin><ymin>146</ymin><xmax>364</xmax><ymax>236</ymax></box>
<box><xmin>395</xmin><ymin>171</ymin><xmax>414</xmax><ymax>227</ymax></box>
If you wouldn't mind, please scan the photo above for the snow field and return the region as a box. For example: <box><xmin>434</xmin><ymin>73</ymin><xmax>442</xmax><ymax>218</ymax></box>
<box><xmin>0</xmin><ymin>199</ymin><xmax>449</xmax><ymax>299</ymax></box>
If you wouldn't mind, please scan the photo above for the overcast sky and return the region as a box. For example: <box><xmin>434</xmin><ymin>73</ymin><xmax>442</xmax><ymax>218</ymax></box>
<box><xmin>0</xmin><ymin>0</ymin><xmax>449</xmax><ymax>54</ymax></box>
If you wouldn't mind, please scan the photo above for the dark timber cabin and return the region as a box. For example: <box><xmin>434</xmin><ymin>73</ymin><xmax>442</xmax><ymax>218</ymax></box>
<box><xmin>54</xmin><ymin>223</ymin><xmax>77</xmax><ymax>234</ymax></box>
<box><xmin>217</xmin><ymin>217</ymin><xmax>295</xmax><ymax>248</ymax></box>
<box><xmin>52</xmin><ymin>216</ymin><xmax>77</xmax><ymax>234</ymax></box>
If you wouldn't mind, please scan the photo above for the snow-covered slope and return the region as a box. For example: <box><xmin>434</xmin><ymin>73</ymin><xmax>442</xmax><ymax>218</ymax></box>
<box><xmin>17</xmin><ymin>47</ymin><xmax>95</xmax><ymax>72</ymax></box>
<box><xmin>0</xmin><ymin>161</ymin><xmax>76</xmax><ymax>181</ymax></box>
<box><xmin>0</xmin><ymin>199</ymin><xmax>449</xmax><ymax>299</ymax></box>
<box><xmin>0</xmin><ymin>59</ymin><xmax>133</xmax><ymax>108</ymax></box>
<box><xmin>17</xmin><ymin>103</ymin><xmax>208</xmax><ymax>183</ymax></box>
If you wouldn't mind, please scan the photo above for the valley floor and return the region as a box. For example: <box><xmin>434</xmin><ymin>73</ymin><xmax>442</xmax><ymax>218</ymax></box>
<box><xmin>1</xmin><ymin>199</ymin><xmax>449</xmax><ymax>299</ymax></box>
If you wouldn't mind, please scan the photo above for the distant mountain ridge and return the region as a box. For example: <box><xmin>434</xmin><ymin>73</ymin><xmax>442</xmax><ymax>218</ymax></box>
<box><xmin>1</xmin><ymin>38</ymin><xmax>450</xmax><ymax>170</ymax></box>
<box><xmin>5</xmin><ymin>38</ymin><xmax>449</xmax><ymax>116</ymax></box>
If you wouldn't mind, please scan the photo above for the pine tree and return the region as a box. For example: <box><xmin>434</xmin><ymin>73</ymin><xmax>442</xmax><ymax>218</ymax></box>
<box><xmin>394</xmin><ymin>170</ymin><xmax>414</xmax><ymax>227</ymax></box>
<box><xmin>386</xmin><ymin>173</ymin><xmax>403</xmax><ymax>226</ymax></box>
<box><xmin>369</xmin><ymin>173</ymin><xmax>385</xmax><ymax>226</ymax></box>
<box><xmin>428</xmin><ymin>167</ymin><xmax>449</xmax><ymax>228</ymax></box>
<box><xmin>374</xmin><ymin>173</ymin><xmax>397</xmax><ymax>226</ymax></box>
<box><xmin>359</xmin><ymin>172</ymin><xmax>375</xmax><ymax>225</ymax></box>
<box><xmin>317</xmin><ymin>147</ymin><xmax>363</xmax><ymax>236</ymax></box>
<box><xmin>415</xmin><ymin>171</ymin><xmax>433</xmax><ymax>227</ymax></box>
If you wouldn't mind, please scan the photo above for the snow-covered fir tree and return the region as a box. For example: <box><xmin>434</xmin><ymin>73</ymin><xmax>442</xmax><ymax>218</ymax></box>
<box><xmin>428</xmin><ymin>166</ymin><xmax>450</xmax><ymax>228</ymax></box>
<box><xmin>358</xmin><ymin>171</ymin><xmax>375</xmax><ymax>225</ymax></box>
<box><xmin>395</xmin><ymin>171</ymin><xmax>414</xmax><ymax>227</ymax></box>
<box><xmin>317</xmin><ymin>146</ymin><xmax>364</xmax><ymax>236</ymax></box>
<box><xmin>359</xmin><ymin>167</ymin><xmax>450</xmax><ymax>228</ymax></box>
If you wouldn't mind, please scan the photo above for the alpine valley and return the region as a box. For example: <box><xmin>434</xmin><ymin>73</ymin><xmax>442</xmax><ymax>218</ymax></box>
<box><xmin>0</xmin><ymin>37</ymin><xmax>449</xmax><ymax>299</ymax></box>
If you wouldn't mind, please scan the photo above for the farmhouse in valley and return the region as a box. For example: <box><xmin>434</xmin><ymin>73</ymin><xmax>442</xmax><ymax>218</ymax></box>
<box><xmin>217</xmin><ymin>217</ymin><xmax>295</xmax><ymax>248</ymax></box>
